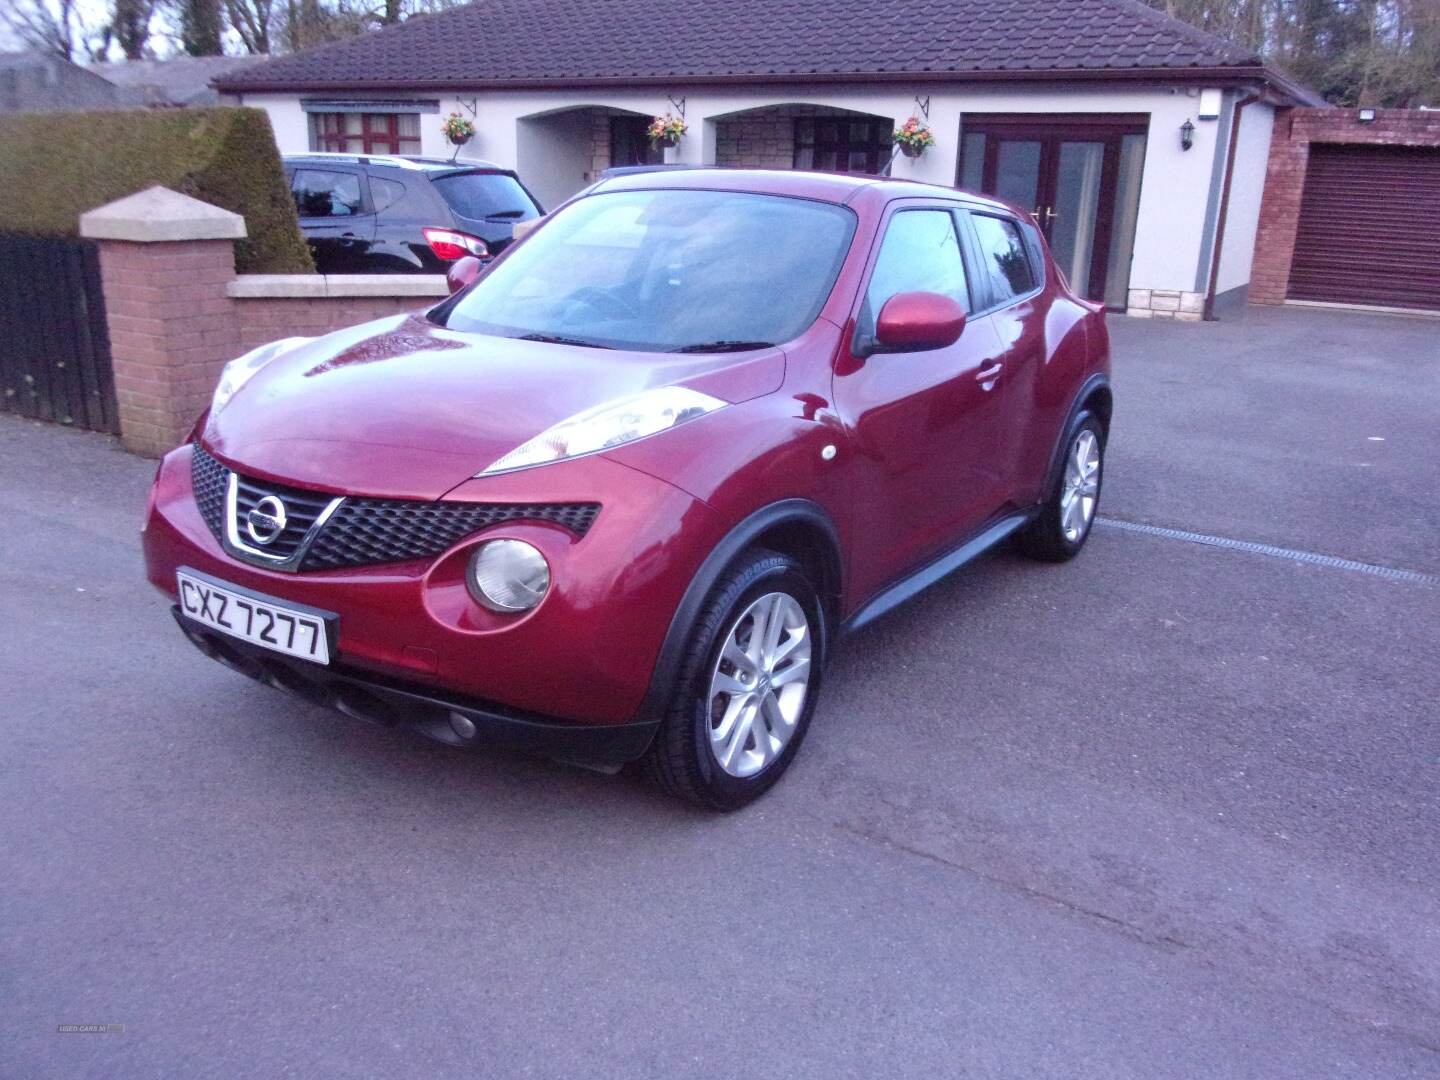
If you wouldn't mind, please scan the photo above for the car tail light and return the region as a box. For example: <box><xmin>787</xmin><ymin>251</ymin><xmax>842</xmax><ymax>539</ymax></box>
<box><xmin>423</xmin><ymin>228</ymin><xmax>489</xmax><ymax>262</ymax></box>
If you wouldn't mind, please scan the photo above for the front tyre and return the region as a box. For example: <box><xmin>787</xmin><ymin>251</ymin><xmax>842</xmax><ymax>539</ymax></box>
<box><xmin>1015</xmin><ymin>412</ymin><xmax>1105</xmax><ymax>562</ymax></box>
<box><xmin>643</xmin><ymin>549</ymin><xmax>824</xmax><ymax>811</ymax></box>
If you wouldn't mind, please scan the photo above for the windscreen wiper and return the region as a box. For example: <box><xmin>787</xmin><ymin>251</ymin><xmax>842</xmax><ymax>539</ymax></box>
<box><xmin>669</xmin><ymin>340</ymin><xmax>776</xmax><ymax>354</ymax></box>
<box><xmin>516</xmin><ymin>332</ymin><xmax>611</xmax><ymax>349</ymax></box>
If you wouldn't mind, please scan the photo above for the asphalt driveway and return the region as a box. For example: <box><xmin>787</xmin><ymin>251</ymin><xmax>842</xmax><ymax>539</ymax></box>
<box><xmin>2</xmin><ymin>305</ymin><xmax>1437</xmax><ymax>1078</ymax></box>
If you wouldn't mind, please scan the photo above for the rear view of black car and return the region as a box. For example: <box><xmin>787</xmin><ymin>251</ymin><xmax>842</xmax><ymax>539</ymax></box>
<box><xmin>282</xmin><ymin>154</ymin><xmax>544</xmax><ymax>274</ymax></box>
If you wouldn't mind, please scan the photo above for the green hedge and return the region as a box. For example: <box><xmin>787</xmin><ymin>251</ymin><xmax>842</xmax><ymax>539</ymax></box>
<box><xmin>0</xmin><ymin>107</ymin><xmax>313</xmax><ymax>273</ymax></box>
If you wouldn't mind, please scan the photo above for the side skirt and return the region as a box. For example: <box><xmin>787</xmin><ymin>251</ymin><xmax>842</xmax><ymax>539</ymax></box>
<box><xmin>842</xmin><ymin>510</ymin><xmax>1036</xmax><ymax>634</ymax></box>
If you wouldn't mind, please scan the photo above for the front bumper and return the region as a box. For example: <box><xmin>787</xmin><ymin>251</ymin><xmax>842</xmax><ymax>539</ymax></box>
<box><xmin>144</xmin><ymin>443</ymin><xmax>725</xmax><ymax>737</ymax></box>
<box><xmin>173</xmin><ymin>609</ymin><xmax>659</xmax><ymax>765</ymax></box>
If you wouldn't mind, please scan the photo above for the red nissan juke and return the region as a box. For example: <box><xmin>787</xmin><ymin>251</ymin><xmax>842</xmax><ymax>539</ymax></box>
<box><xmin>143</xmin><ymin>168</ymin><xmax>1112</xmax><ymax>809</ymax></box>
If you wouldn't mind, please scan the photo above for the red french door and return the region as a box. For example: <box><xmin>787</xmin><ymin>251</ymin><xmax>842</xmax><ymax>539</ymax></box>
<box><xmin>958</xmin><ymin>115</ymin><xmax>1149</xmax><ymax>309</ymax></box>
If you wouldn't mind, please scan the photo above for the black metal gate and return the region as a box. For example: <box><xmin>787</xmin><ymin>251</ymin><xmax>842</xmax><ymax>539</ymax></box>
<box><xmin>0</xmin><ymin>234</ymin><xmax>120</xmax><ymax>434</ymax></box>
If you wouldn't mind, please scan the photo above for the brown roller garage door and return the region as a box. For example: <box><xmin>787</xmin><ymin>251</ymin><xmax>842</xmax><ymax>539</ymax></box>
<box><xmin>1288</xmin><ymin>143</ymin><xmax>1440</xmax><ymax>311</ymax></box>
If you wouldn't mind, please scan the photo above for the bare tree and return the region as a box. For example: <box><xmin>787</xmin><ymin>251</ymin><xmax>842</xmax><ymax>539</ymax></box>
<box><xmin>2</xmin><ymin>0</ymin><xmax>96</xmax><ymax>60</ymax></box>
<box><xmin>224</xmin><ymin>0</ymin><xmax>276</xmax><ymax>53</ymax></box>
<box><xmin>173</xmin><ymin>0</ymin><xmax>224</xmax><ymax>54</ymax></box>
<box><xmin>1144</xmin><ymin>0</ymin><xmax>1440</xmax><ymax>106</ymax></box>
<box><xmin>213</xmin><ymin>0</ymin><xmax>465</xmax><ymax>55</ymax></box>
<box><xmin>107</xmin><ymin>0</ymin><xmax>159</xmax><ymax>59</ymax></box>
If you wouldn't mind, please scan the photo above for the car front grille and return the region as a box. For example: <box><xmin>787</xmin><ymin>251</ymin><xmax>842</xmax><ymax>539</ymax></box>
<box><xmin>190</xmin><ymin>444</ymin><xmax>599</xmax><ymax>571</ymax></box>
<box><xmin>191</xmin><ymin>442</ymin><xmax>228</xmax><ymax>537</ymax></box>
<box><xmin>301</xmin><ymin>498</ymin><xmax>600</xmax><ymax>570</ymax></box>
<box><xmin>234</xmin><ymin>474</ymin><xmax>338</xmax><ymax>562</ymax></box>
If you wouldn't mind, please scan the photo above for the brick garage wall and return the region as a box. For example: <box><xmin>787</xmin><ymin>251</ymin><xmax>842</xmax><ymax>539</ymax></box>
<box><xmin>1251</xmin><ymin>108</ymin><xmax>1440</xmax><ymax>305</ymax></box>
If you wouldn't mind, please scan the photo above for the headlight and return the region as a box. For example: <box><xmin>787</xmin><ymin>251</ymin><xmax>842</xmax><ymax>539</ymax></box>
<box><xmin>479</xmin><ymin>386</ymin><xmax>725</xmax><ymax>476</ymax></box>
<box><xmin>468</xmin><ymin>539</ymin><xmax>550</xmax><ymax>613</ymax></box>
<box><xmin>210</xmin><ymin>337</ymin><xmax>312</xmax><ymax>415</ymax></box>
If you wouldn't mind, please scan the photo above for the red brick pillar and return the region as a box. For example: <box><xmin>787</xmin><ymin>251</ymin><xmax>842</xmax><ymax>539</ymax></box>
<box><xmin>1249</xmin><ymin>109</ymin><xmax>1307</xmax><ymax>306</ymax></box>
<box><xmin>79</xmin><ymin>186</ymin><xmax>244</xmax><ymax>457</ymax></box>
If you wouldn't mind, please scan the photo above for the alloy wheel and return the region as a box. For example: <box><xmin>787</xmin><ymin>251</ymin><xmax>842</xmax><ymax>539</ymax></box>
<box><xmin>707</xmin><ymin>591</ymin><xmax>812</xmax><ymax>778</ymax></box>
<box><xmin>1060</xmin><ymin>429</ymin><xmax>1101</xmax><ymax>543</ymax></box>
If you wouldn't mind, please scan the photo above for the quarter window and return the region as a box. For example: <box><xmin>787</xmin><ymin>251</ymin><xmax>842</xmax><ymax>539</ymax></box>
<box><xmin>865</xmin><ymin>210</ymin><xmax>971</xmax><ymax>319</ymax></box>
<box><xmin>970</xmin><ymin>213</ymin><xmax>1037</xmax><ymax>303</ymax></box>
<box><xmin>291</xmin><ymin>169</ymin><xmax>363</xmax><ymax>218</ymax></box>
<box><xmin>369</xmin><ymin>177</ymin><xmax>406</xmax><ymax>213</ymax></box>
<box><xmin>309</xmin><ymin>111</ymin><xmax>421</xmax><ymax>155</ymax></box>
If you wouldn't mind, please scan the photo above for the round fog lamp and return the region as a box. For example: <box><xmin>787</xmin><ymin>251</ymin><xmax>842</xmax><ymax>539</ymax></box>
<box><xmin>468</xmin><ymin>539</ymin><xmax>550</xmax><ymax>613</ymax></box>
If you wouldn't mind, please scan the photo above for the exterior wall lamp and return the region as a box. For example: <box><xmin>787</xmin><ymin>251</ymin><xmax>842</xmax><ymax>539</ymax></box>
<box><xmin>1358</xmin><ymin>108</ymin><xmax>1378</xmax><ymax>123</ymax></box>
<box><xmin>1180</xmin><ymin>119</ymin><xmax>1196</xmax><ymax>151</ymax></box>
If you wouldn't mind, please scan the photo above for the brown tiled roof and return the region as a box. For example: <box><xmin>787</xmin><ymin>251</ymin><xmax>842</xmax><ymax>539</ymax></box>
<box><xmin>215</xmin><ymin>0</ymin><xmax>1273</xmax><ymax>93</ymax></box>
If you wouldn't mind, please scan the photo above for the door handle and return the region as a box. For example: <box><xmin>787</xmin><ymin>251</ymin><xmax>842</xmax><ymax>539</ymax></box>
<box><xmin>975</xmin><ymin>363</ymin><xmax>1003</xmax><ymax>384</ymax></box>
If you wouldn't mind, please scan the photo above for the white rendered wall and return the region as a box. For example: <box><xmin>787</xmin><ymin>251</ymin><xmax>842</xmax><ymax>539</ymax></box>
<box><xmin>237</xmin><ymin>82</ymin><xmax>1242</xmax><ymax>295</ymax></box>
<box><xmin>514</xmin><ymin>109</ymin><xmax>596</xmax><ymax>210</ymax></box>
<box><xmin>1215</xmin><ymin>102</ymin><xmax>1275</xmax><ymax>296</ymax></box>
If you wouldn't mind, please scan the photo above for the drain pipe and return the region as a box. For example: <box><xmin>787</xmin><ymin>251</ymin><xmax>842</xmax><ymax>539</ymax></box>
<box><xmin>1203</xmin><ymin>90</ymin><xmax>1262</xmax><ymax>321</ymax></box>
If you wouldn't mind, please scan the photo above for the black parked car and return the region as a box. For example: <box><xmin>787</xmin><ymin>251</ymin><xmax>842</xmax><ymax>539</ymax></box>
<box><xmin>282</xmin><ymin>154</ymin><xmax>544</xmax><ymax>274</ymax></box>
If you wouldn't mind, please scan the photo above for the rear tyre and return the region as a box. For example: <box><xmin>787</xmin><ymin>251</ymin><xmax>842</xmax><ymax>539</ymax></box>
<box><xmin>642</xmin><ymin>549</ymin><xmax>824</xmax><ymax>811</ymax></box>
<box><xmin>1015</xmin><ymin>412</ymin><xmax>1105</xmax><ymax>562</ymax></box>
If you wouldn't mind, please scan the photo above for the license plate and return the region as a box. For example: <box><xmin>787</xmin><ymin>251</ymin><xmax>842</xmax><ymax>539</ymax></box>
<box><xmin>177</xmin><ymin>568</ymin><xmax>334</xmax><ymax>665</ymax></box>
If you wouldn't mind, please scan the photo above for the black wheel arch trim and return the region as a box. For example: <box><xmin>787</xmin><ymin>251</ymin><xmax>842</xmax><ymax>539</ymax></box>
<box><xmin>1044</xmin><ymin>372</ymin><xmax>1113</xmax><ymax>495</ymax></box>
<box><xmin>636</xmin><ymin>498</ymin><xmax>841</xmax><ymax>724</ymax></box>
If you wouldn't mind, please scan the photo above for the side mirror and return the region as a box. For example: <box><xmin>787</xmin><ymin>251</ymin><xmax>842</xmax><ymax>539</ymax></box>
<box><xmin>446</xmin><ymin>255</ymin><xmax>484</xmax><ymax>295</ymax></box>
<box><xmin>865</xmin><ymin>291</ymin><xmax>967</xmax><ymax>356</ymax></box>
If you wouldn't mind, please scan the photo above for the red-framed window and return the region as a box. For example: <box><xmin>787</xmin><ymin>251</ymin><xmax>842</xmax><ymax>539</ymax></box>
<box><xmin>309</xmin><ymin>112</ymin><xmax>422</xmax><ymax>155</ymax></box>
<box><xmin>793</xmin><ymin>117</ymin><xmax>891</xmax><ymax>174</ymax></box>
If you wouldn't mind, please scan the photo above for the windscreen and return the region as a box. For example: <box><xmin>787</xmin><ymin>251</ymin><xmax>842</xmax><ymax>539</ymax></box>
<box><xmin>441</xmin><ymin>188</ymin><xmax>857</xmax><ymax>353</ymax></box>
<box><xmin>431</xmin><ymin>172</ymin><xmax>542</xmax><ymax>222</ymax></box>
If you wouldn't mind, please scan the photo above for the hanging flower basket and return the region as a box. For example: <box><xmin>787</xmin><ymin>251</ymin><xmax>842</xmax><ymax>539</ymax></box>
<box><xmin>893</xmin><ymin>117</ymin><xmax>935</xmax><ymax>159</ymax></box>
<box><xmin>647</xmin><ymin>112</ymin><xmax>688</xmax><ymax>149</ymax></box>
<box><xmin>442</xmin><ymin>112</ymin><xmax>476</xmax><ymax>147</ymax></box>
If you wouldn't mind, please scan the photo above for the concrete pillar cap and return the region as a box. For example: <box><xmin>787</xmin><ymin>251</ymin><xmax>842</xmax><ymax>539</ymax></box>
<box><xmin>79</xmin><ymin>185</ymin><xmax>247</xmax><ymax>242</ymax></box>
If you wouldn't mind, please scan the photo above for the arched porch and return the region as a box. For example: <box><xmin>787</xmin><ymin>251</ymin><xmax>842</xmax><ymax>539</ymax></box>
<box><xmin>515</xmin><ymin>104</ymin><xmax>657</xmax><ymax>209</ymax></box>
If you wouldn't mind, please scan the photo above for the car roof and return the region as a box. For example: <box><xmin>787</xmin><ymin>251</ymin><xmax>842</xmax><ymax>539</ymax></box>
<box><xmin>283</xmin><ymin>152</ymin><xmax>509</xmax><ymax>173</ymax></box>
<box><xmin>588</xmin><ymin>166</ymin><xmax>1016</xmax><ymax>213</ymax></box>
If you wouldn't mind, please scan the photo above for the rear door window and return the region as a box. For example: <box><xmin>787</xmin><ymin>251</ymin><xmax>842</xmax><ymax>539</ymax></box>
<box><xmin>291</xmin><ymin>169</ymin><xmax>364</xmax><ymax>218</ymax></box>
<box><xmin>968</xmin><ymin>213</ymin><xmax>1038</xmax><ymax>304</ymax></box>
<box><xmin>431</xmin><ymin>172</ymin><xmax>542</xmax><ymax>222</ymax></box>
